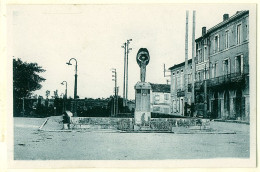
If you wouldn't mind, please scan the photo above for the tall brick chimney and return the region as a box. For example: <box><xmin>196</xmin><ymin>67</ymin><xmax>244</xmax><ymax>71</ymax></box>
<box><xmin>223</xmin><ymin>14</ymin><xmax>229</xmax><ymax>21</ymax></box>
<box><xmin>202</xmin><ymin>27</ymin><xmax>206</xmax><ymax>36</ymax></box>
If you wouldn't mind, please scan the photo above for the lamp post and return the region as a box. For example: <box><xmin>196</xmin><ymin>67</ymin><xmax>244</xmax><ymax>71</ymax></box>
<box><xmin>125</xmin><ymin>39</ymin><xmax>132</xmax><ymax>107</ymax></box>
<box><xmin>66</xmin><ymin>58</ymin><xmax>78</xmax><ymax>116</ymax></box>
<box><xmin>61</xmin><ymin>81</ymin><xmax>67</xmax><ymax>112</ymax></box>
<box><xmin>61</xmin><ymin>81</ymin><xmax>67</xmax><ymax>99</ymax></box>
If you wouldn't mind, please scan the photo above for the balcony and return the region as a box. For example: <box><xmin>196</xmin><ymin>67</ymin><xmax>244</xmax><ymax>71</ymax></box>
<box><xmin>194</xmin><ymin>71</ymin><xmax>248</xmax><ymax>91</ymax></box>
<box><xmin>207</xmin><ymin>72</ymin><xmax>247</xmax><ymax>89</ymax></box>
<box><xmin>195</xmin><ymin>81</ymin><xmax>204</xmax><ymax>91</ymax></box>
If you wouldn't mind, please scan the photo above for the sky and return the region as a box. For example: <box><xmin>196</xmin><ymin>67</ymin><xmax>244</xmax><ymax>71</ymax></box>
<box><xmin>8</xmin><ymin>4</ymin><xmax>253</xmax><ymax>99</ymax></box>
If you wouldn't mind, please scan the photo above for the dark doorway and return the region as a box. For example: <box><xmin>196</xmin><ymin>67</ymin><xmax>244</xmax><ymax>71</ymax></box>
<box><xmin>235</xmin><ymin>89</ymin><xmax>243</xmax><ymax>119</ymax></box>
<box><xmin>212</xmin><ymin>92</ymin><xmax>218</xmax><ymax>119</ymax></box>
<box><xmin>224</xmin><ymin>91</ymin><xmax>230</xmax><ymax>117</ymax></box>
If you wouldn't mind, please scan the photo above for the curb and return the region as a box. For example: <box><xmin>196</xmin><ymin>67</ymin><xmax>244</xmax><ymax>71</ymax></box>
<box><xmin>213</xmin><ymin>119</ymin><xmax>250</xmax><ymax>125</ymax></box>
<box><xmin>38</xmin><ymin>118</ymin><xmax>49</xmax><ymax>130</ymax></box>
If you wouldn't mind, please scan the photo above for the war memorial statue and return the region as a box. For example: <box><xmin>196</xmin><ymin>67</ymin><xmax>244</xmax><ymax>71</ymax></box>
<box><xmin>134</xmin><ymin>48</ymin><xmax>151</xmax><ymax>127</ymax></box>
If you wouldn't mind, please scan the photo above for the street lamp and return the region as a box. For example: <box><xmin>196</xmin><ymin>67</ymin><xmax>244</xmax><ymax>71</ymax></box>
<box><xmin>61</xmin><ymin>81</ymin><xmax>67</xmax><ymax>112</ymax></box>
<box><xmin>61</xmin><ymin>81</ymin><xmax>67</xmax><ymax>99</ymax></box>
<box><xmin>66</xmin><ymin>58</ymin><xmax>78</xmax><ymax>116</ymax></box>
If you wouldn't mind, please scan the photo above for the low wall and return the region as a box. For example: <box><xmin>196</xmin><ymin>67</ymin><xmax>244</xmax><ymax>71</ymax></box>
<box><xmin>71</xmin><ymin>117</ymin><xmax>210</xmax><ymax>131</ymax></box>
<box><xmin>71</xmin><ymin>117</ymin><xmax>133</xmax><ymax>130</ymax></box>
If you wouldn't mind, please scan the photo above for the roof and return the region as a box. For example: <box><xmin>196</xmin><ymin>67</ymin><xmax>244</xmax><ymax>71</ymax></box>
<box><xmin>150</xmin><ymin>83</ymin><xmax>170</xmax><ymax>93</ymax></box>
<box><xmin>195</xmin><ymin>10</ymin><xmax>249</xmax><ymax>42</ymax></box>
<box><xmin>168</xmin><ymin>59</ymin><xmax>192</xmax><ymax>70</ymax></box>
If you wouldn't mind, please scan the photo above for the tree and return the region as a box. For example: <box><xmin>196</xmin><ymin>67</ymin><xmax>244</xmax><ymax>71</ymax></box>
<box><xmin>13</xmin><ymin>58</ymin><xmax>46</xmax><ymax>116</ymax></box>
<box><xmin>46</xmin><ymin>90</ymin><xmax>50</xmax><ymax>99</ymax></box>
<box><xmin>54</xmin><ymin>90</ymin><xmax>59</xmax><ymax>98</ymax></box>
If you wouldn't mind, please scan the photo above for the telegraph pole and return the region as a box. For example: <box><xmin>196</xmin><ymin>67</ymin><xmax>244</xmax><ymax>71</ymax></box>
<box><xmin>121</xmin><ymin>43</ymin><xmax>127</xmax><ymax>107</ymax></box>
<box><xmin>112</xmin><ymin>68</ymin><xmax>117</xmax><ymax>116</ymax></box>
<box><xmin>204</xmin><ymin>65</ymin><xmax>207</xmax><ymax>118</ymax></box>
<box><xmin>125</xmin><ymin>39</ymin><xmax>132</xmax><ymax>107</ymax></box>
<box><xmin>184</xmin><ymin>11</ymin><xmax>189</xmax><ymax>116</ymax></box>
<box><xmin>192</xmin><ymin>10</ymin><xmax>196</xmax><ymax>117</ymax></box>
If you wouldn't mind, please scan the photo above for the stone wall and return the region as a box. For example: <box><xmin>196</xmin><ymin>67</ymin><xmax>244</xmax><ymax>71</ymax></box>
<box><xmin>70</xmin><ymin>117</ymin><xmax>209</xmax><ymax>131</ymax></box>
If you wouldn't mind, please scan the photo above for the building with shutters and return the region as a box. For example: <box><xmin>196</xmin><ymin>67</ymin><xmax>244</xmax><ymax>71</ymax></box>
<box><xmin>168</xmin><ymin>10</ymin><xmax>250</xmax><ymax>122</ymax></box>
<box><xmin>194</xmin><ymin>10</ymin><xmax>249</xmax><ymax>121</ymax></box>
<box><xmin>150</xmin><ymin>83</ymin><xmax>171</xmax><ymax>114</ymax></box>
<box><xmin>168</xmin><ymin>59</ymin><xmax>193</xmax><ymax>116</ymax></box>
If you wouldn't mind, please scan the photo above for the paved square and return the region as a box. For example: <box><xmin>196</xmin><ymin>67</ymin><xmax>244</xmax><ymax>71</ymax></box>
<box><xmin>14</xmin><ymin>118</ymin><xmax>250</xmax><ymax>160</ymax></box>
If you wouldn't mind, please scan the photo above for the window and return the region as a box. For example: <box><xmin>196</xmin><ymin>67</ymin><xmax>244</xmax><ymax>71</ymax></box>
<box><xmin>246</xmin><ymin>20</ymin><xmax>249</xmax><ymax>40</ymax></box>
<box><xmin>211</xmin><ymin>65</ymin><xmax>214</xmax><ymax>78</ymax></box>
<box><xmin>214</xmin><ymin>35</ymin><xmax>219</xmax><ymax>53</ymax></box>
<box><xmin>204</xmin><ymin>39</ymin><xmax>207</xmax><ymax>45</ymax></box>
<box><xmin>214</xmin><ymin>62</ymin><xmax>218</xmax><ymax>77</ymax></box>
<box><xmin>235</xmin><ymin>55</ymin><xmax>243</xmax><ymax>74</ymax></box>
<box><xmin>205</xmin><ymin>70</ymin><xmax>208</xmax><ymax>80</ymax></box>
<box><xmin>164</xmin><ymin>94</ymin><xmax>169</xmax><ymax>100</ymax></box>
<box><xmin>155</xmin><ymin>95</ymin><xmax>160</xmax><ymax>101</ymax></box>
<box><xmin>198</xmin><ymin>49</ymin><xmax>201</xmax><ymax>62</ymax></box>
<box><xmin>172</xmin><ymin>76</ymin><xmax>175</xmax><ymax>90</ymax></box>
<box><xmin>188</xmin><ymin>74</ymin><xmax>191</xmax><ymax>83</ymax></box>
<box><xmin>198</xmin><ymin>71</ymin><xmax>201</xmax><ymax>81</ymax></box>
<box><xmin>225</xmin><ymin>30</ymin><xmax>229</xmax><ymax>49</ymax></box>
<box><xmin>204</xmin><ymin>46</ymin><xmax>207</xmax><ymax>61</ymax></box>
<box><xmin>164</xmin><ymin>108</ymin><xmax>169</xmax><ymax>114</ymax></box>
<box><xmin>180</xmin><ymin>74</ymin><xmax>184</xmax><ymax>89</ymax></box>
<box><xmin>200</xmin><ymin>49</ymin><xmax>203</xmax><ymax>62</ymax></box>
<box><xmin>136</xmin><ymin>89</ymin><xmax>141</xmax><ymax>94</ymax></box>
<box><xmin>177</xmin><ymin>74</ymin><xmax>181</xmax><ymax>89</ymax></box>
<box><xmin>223</xmin><ymin>59</ymin><xmax>230</xmax><ymax>75</ymax></box>
<box><xmin>237</xmin><ymin>24</ymin><xmax>242</xmax><ymax>44</ymax></box>
<box><xmin>201</xmin><ymin>71</ymin><xmax>204</xmax><ymax>81</ymax></box>
<box><xmin>153</xmin><ymin>106</ymin><xmax>160</xmax><ymax>112</ymax></box>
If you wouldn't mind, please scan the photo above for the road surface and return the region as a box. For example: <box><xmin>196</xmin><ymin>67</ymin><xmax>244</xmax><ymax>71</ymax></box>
<box><xmin>13</xmin><ymin>117</ymin><xmax>250</xmax><ymax>160</ymax></box>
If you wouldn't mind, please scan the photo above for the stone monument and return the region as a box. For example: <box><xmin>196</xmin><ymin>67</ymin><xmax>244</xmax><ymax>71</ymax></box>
<box><xmin>134</xmin><ymin>48</ymin><xmax>151</xmax><ymax>126</ymax></box>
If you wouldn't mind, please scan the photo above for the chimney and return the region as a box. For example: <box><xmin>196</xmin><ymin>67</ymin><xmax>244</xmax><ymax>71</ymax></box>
<box><xmin>223</xmin><ymin>14</ymin><xmax>229</xmax><ymax>21</ymax></box>
<box><xmin>202</xmin><ymin>27</ymin><xmax>206</xmax><ymax>36</ymax></box>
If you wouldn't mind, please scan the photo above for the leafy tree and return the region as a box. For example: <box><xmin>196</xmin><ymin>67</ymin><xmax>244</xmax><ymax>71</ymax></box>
<box><xmin>13</xmin><ymin>58</ymin><xmax>46</xmax><ymax>116</ymax></box>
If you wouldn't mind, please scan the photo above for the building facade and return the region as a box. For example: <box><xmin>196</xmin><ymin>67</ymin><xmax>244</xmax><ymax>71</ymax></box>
<box><xmin>194</xmin><ymin>11</ymin><xmax>249</xmax><ymax>121</ymax></box>
<box><xmin>150</xmin><ymin>83</ymin><xmax>171</xmax><ymax>114</ymax></box>
<box><xmin>168</xmin><ymin>11</ymin><xmax>249</xmax><ymax>122</ymax></box>
<box><xmin>169</xmin><ymin>59</ymin><xmax>193</xmax><ymax>116</ymax></box>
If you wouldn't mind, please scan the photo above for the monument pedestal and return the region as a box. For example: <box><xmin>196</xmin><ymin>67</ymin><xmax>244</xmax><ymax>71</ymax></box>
<box><xmin>134</xmin><ymin>82</ymin><xmax>151</xmax><ymax>126</ymax></box>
